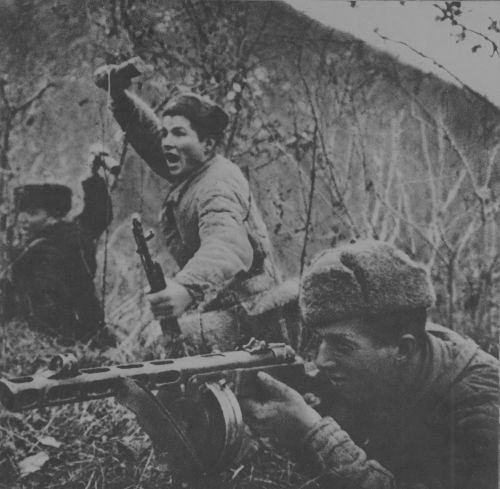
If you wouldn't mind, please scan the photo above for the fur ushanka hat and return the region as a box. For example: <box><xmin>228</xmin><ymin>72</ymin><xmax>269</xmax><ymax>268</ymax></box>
<box><xmin>14</xmin><ymin>184</ymin><xmax>72</xmax><ymax>217</ymax></box>
<box><xmin>299</xmin><ymin>240</ymin><xmax>435</xmax><ymax>327</ymax></box>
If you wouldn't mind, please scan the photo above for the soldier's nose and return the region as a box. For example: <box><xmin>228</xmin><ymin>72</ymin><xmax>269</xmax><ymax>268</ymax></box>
<box><xmin>161</xmin><ymin>134</ymin><xmax>174</xmax><ymax>149</ymax></box>
<box><xmin>315</xmin><ymin>344</ymin><xmax>337</xmax><ymax>371</ymax></box>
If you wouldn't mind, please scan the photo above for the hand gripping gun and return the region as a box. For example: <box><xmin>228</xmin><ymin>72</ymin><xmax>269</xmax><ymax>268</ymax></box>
<box><xmin>132</xmin><ymin>216</ymin><xmax>184</xmax><ymax>344</ymax></box>
<box><xmin>0</xmin><ymin>340</ymin><xmax>324</xmax><ymax>476</ymax></box>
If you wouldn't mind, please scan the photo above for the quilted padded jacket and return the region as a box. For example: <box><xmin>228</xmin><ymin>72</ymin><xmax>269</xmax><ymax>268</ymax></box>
<box><xmin>110</xmin><ymin>90</ymin><xmax>280</xmax><ymax>310</ymax></box>
<box><xmin>301</xmin><ymin>324</ymin><xmax>499</xmax><ymax>489</ymax></box>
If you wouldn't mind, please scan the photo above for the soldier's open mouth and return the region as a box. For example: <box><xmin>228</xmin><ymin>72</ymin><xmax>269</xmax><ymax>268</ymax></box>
<box><xmin>165</xmin><ymin>153</ymin><xmax>180</xmax><ymax>164</ymax></box>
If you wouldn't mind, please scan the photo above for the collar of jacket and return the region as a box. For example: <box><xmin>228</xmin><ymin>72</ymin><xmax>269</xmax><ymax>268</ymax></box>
<box><xmin>38</xmin><ymin>220</ymin><xmax>67</xmax><ymax>238</ymax></box>
<box><xmin>409</xmin><ymin>323</ymin><xmax>480</xmax><ymax>413</ymax></box>
<box><xmin>3</xmin><ymin>235</ymin><xmax>48</xmax><ymax>279</ymax></box>
<box><xmin>164</xmin><ymin>155</ymin><xmax>218</xmax><ymax>206</ymax></box>
<box><xmin>13</xmin><ymin>220</ymin><xmax>68</xmax><ymax>257</ymax></box>
<box><xmin>364</xmin><ymin>324</ymin><xmax>480</xmax><ymax>426</ymax></box>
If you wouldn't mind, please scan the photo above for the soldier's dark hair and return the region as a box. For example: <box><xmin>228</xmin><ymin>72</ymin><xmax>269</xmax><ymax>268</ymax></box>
<box><xmin>162</xmin><ymin>94</ymin><xmax>229</xmax><ymax>145</ymax></box>
<box><xmin>363</xmin><ymin>308</ymin><xmax>427</xmax><ymax>348</ymax></box>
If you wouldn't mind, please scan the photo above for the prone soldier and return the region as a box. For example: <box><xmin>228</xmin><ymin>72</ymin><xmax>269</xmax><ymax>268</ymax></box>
<box><xmin>241</xmin><ymin>240</ymin><xmax>499</xmax><ymax>489</ymax></box>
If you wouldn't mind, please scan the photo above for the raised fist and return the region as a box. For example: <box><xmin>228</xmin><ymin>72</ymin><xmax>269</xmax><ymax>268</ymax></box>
<box><xmin>93</xmin><ymin>57</ymin><xmax>142</xmax><ymax>93</ymax></box>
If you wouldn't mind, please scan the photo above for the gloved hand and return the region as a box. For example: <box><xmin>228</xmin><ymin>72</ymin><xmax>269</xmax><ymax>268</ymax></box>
<box><xmin>93</xmin><ymin>57</ymin><xmax>142</xmax><ymax>94</ymax></box>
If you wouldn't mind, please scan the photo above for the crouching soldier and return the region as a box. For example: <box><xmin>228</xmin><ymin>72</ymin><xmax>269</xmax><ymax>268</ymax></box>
<box><xmin>2</xmin><ymin>151</ymin><xmax>116</xmax><ymax>345</ymax></box>
<box><xmin>94</xmin><ymin>59</ymin><xmax>283</xmax><ymax>351</ymax></box>
<box><xmin>241</xmin><ymin>240</ymin><xmax>499</xmax><ymax>489</ymax></box>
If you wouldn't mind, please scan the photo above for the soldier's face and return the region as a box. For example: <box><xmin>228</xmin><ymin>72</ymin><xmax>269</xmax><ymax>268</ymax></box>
<box><xmin>18</xmin><ymin>208</ymin><xmax>55</xmax><ymax>239</ymax></box>
<box><xmin>161</xmin><ymin>115</ymin><xmax>208</xmax><ymax>179</ymax></box>
<box><xmin>314</xmin><ymin>318</ymin><xmax>400</xmax><ymax>404</ymax></box>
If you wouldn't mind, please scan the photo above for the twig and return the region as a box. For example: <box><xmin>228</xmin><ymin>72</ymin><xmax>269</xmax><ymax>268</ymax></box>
<box><xmin>374</xmin><ymin>28</ymin><xmax>494</xmax><ymax>107</ymax></box>
<box><xmin>14</xmin><ymin>82</ymin><xmax>55</xmax><ymax>114</ymax></box>
<box><xmin>84</xmin><ymin>470</ymin><xmax>95</xmax><ymax>489</ymax></box>
<box><xmin>398</xmin><ymin>81</ymin><xmax>488</xmax><ymax>211</ymax></box>
<box><xmin>374</xmin><ymin>187</ymin><xmax>448</xmax><ymax>264</ymax></box>
<box><xmin>297</xmin><ymin>56</ymin><xmax>360</xmax><ymax>235</ymax></box>
<box><xmin>138</xmin><ymin>448</ymin><xmax>154</xmax><ymax>484</ymax></box>
<box><xmin>433</xmin><ymin>3</ymin><xmax>500</xmax><ymax>58</ymax></box>
<box><xmin>299</xmin><ymin>122</ymin><xmax>318</xmax><ymax>275</ymax></box>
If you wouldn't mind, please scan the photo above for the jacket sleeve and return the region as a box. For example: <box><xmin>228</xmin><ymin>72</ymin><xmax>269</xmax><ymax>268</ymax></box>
<box><xmin>110</xmin><ymin>90</ymin><xmax>172</xmax><ymax>180</ymax></box>
<box><xmin>301</xmin><ymin>417</ymin><xmax>396</xmax><ymax>489</ymax></box>
<box><xmin>77</xmin><ymin>174</ymin><xmax>113</xmax><ymax>241</ymax></box>
<box><xmin>174</xmin><ymin>182</ymin><xmax>254</xmax><ymax>304</ymax></box>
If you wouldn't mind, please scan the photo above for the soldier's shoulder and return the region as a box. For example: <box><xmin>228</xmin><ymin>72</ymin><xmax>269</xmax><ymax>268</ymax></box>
<box><xmin>186</xmin><ymin>156</ymin><xmax>250</xmax><ymax>206</ymax></box>
<box><xmin>426</xmin><ymin>322</ymin><xmax>498</xmax><ymax>368</ymax></box>
<box><xmin>205</xmin><ymin>155</ymin><xmax>247</xmax><ymax>182</ymax></box>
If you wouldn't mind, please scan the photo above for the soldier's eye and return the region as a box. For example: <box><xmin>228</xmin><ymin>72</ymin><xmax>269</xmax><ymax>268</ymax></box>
<box><xmin>328</xmin><ymin>338</ymin><xmax>355</xmax><ymax>354</ymax></box>
<box><xmin>336</xmin><ymin>343</ymin><xmax>354</xmax><ymax>354</ymax></box>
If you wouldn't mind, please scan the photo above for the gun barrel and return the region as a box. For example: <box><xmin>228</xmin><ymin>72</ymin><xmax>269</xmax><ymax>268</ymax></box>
<box><xmin>0</xmin><ymin>345</ymin><xmax>296</xmax><ymax>411</ymax></box>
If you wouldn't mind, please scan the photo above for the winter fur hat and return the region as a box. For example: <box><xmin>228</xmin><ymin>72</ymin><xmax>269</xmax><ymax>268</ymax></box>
<box><xmin>299</xmin><ymin>240</ymin><xmax>435</xmax><ymax>327</ymax></box>
<box><xmin>162</xmin><ymin>93</ymin><xmax>229</xmax><ymax>142</ymax></box>
<box><xmin>14</xmin><ymin>184</ymin><xmax>72</xmax><ymax>217</ymax></box>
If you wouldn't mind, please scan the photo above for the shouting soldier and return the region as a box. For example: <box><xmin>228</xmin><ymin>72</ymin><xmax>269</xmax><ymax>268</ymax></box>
<box><xmin>94</xmin><ymin>59</ymin><xmax>282</xmax><ymax>351</ymax></box>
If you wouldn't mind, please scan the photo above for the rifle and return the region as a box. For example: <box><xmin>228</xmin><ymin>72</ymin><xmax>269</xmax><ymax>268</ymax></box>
<box><xmin>0</xmin><ymin>339</ymin><xmax>325</xmax><ymax>475</ymax></box>
<box><xmin>132</xmin><ymin>216</ymin><xmax>185</xmax><ymax>349</ymax></box>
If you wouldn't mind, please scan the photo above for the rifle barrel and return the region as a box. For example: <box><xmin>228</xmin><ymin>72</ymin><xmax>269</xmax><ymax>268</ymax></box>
<box><xmin>0</xmin><ymin>345</ymin><xmax>296</xmax><ymax>411</ymax></box>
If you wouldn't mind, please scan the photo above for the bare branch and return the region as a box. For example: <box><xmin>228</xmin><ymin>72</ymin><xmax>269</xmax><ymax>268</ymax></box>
<box><xmin>374</xmin><ymin>186</ymin><xmax>448</xmax><ymax>264</ymax></box>
<box><xmin>299</xmin><ymin>122</ymin><xmax>318</xmax><ymax>275</ymax></box>
<box><xmin>374</xmin><ymin>28</ymin><xmax>495</xmax><ymax>108</ymax></box>
<box><xmin>13</xmin><ymin>81</ymin><xmax>55</xmax><ymax>115</ymax></box>
<box><xmin>296</xmin><ymin>57</ymin><xmax>359</xmax><ymax>235</ymax></box>
<box><xmin>434</xmin><ymin>3</ymin><xmax>500</xmax><ymax>58</ymax></box>
<box><xmin>441</xmin><ymin>169</ymin><xmax>467</xmax><ymax>213</ymax></box>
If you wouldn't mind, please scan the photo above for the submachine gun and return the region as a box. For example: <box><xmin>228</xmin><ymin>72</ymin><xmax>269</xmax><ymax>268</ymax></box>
<box><xmin>0</xmin><ymin>340</ymin><xmax>324</xmax><ymax>476</ymax></box>
<box><xmin>132</xmin><ymin>215</ymin><xmax>183</xmax><ymax>337</ymax></box>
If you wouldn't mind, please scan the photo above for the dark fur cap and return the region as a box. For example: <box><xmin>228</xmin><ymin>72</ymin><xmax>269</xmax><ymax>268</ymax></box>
<box><xmin>163</xmin><ymin>93</ymin><xmax>229</xmax><ymax>141</ymax></box>
<box><xmin>299</xmin><ymin>240</ymin><xmax>435</xmax><ymax>327</ymax></box>
<box><xmin>14</xmin><ymin>184</ymin><xmax>72</xmax><ymax>216</ymax></box>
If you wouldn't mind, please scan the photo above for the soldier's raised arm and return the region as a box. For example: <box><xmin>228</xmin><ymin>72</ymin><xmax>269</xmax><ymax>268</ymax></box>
<box><xmin>93</xmin><ymin>59</ymin><xmax>172</xmax><ymax>181</ymax></box>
